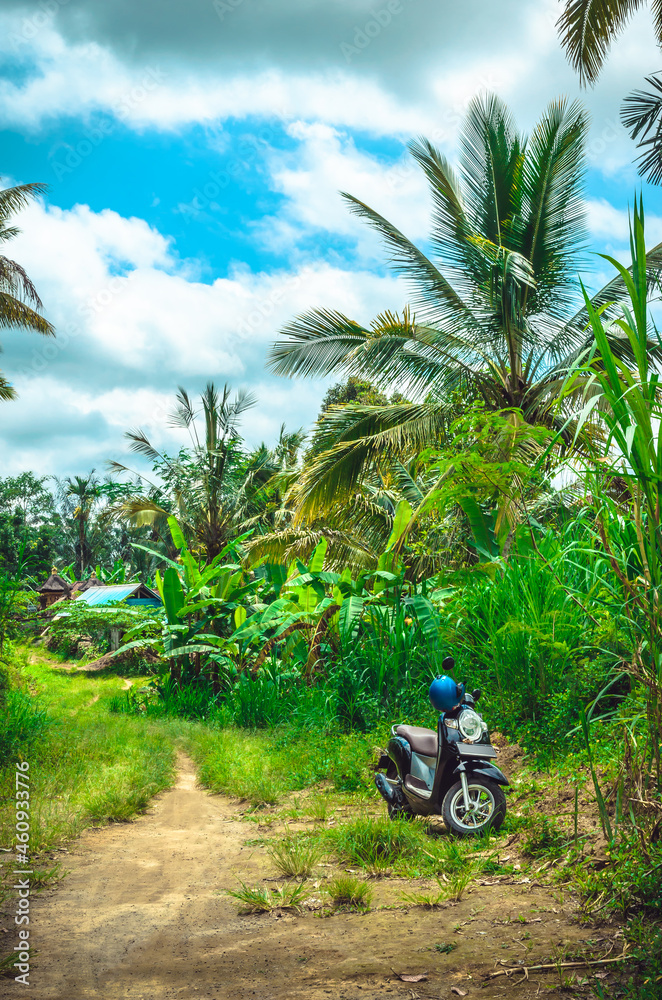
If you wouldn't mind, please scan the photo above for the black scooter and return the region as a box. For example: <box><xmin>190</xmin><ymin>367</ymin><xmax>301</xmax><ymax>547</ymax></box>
<box><xmin>375</xmin><ymin>659</ymin><xmax>508</xmax><ymax>835</ymax></box>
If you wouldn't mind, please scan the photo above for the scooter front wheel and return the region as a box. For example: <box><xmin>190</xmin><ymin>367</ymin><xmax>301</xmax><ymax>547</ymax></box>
<box><xmin>442</xmin><ymin>778</ymin><xmax>506</xmax><ymax>836</ymax></box>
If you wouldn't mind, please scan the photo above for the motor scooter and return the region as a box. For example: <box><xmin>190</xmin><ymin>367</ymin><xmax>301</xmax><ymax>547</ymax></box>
<box><xmin>375</xmin><ymin>658</ymin><xmax>508</xmax><ymax>835</ymax></box>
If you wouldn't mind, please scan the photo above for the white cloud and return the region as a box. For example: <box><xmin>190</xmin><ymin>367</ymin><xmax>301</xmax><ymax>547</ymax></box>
<box><xmin>255</xmin><ymin>121</ymin><xmax>431</xmax><ymax>258</ymax></box>
<box><xmin>585</xmin><ymin>198</ymin><xmax>662</xmax><ymax>250</ymax></box>
<box><xmin>0</xmin><ymin>197</ymin><xmax>407</xmax><ymax>475</ymax></box>
<box><xmin>0</xmin><ymin>1</ymin><xmax>660</xmax><ymax>171</ymax></box>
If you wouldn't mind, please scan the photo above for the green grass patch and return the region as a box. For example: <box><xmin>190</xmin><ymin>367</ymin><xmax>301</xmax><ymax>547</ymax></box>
<box><xmin>185</xmin><ymin>723</ymin><xmax>383</xmax><ymax>805</ymax></box>
<box><xmin>325</xmin><ymin>873</ymin><xmax>372</xmax><ymax>911</ymax></box>
<box><xmin>323</xmin><ymin>814</ymin><xmax>433</xmax><ymax>876</ymax></box>
<box><xmin>0</xmin><ymin>651</ymin><xmax>179</xmax><ymax>853</ymax></box>
<box><xmin>226</xmin><ymin>881</ymin><xmax>312</xmax><ymax>914</ymax></box>
<box><xmin>267</xmin><ymin>835</ymin><xmax>323</xmax><ymax>879</ymax></box>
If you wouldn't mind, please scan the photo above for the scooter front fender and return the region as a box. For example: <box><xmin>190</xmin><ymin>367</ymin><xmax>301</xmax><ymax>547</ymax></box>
<box><xmin>452</xmin><ymin>760</ymin><xmax>509</xmax><ymax>787</ymax></box>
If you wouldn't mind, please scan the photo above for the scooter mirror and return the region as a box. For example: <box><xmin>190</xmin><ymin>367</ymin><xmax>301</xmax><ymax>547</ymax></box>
<box><xmin>472</xmin><ymin>689</ymin><xmax>482</xmax><ymax>702</ymax></box>
<box><xmin>442</xmin><ymin>655</ymin><xmax>455</xmax><ymax>672</ymax></box>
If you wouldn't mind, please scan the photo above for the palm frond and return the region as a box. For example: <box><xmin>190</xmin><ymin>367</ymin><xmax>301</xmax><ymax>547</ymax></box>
<box><xmin>267</xmin><ymin>309</ymin><xmax>370</xmax><ymax>379</ymax></box>
<box><xmin>551</xmin><ymin>241</ymin><xmax>662</xmax><ymax>357</ymax></box>
<box><xmin>520</xmin><ymin>98</ymin><xmax>589</xmax><ymax>307</ymax></box>
<box><xmin>0</xmin><ymin>256</ymin><xmax>45</xmax><ymax>308</ymax></box>
<box><xmin>621</xmin><ymin>73</ymin><xmax>662</xmax><ymax>184</ymax></box>
<box><xmin>0</xmin><ymin>292</ymin><xmax>54</xmax><ymax>334</ymax></box>
<box><xmin>341</xmin><ymin>193</ymin><xmax>477</xmax><ymax>329</ymax></box>
<box><xmin>290</xmin><ymin>403</ymin><xmax>447</xmax><ymax>519</ymax></box>
<box><xmin>0</xmin><ymin>182</ymin><xmax>48</xmax><ymax>223</ymax></box>
<box><xmin>103</xmin><ymin>497</ymin><xmax>171</xmax><ymax>528</ymax></box>
<box><xmin>459</xmin><ymin>93</ymin><xmax>522</xmax><ymax>248</ymax></box>
<box><xmin>556</xmin><ymin>0</ymin><xmax>644</xmax><ymax>85</ymax></box>
<box><xmin>125</xmin><ymin>429</ymin><xmax>163</xmax><ymax>464</ymax></box>
<box><xmin>0</xmin><ymin>371</ymin><xmax>16</xmax><ymax>400</ymax></box>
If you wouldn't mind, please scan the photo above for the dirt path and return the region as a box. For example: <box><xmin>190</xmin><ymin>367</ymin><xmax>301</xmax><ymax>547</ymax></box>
<box><xmin>5</xmin><ymin>757</ymin><xmax>606</xmax><ymax>1000</ymax></box>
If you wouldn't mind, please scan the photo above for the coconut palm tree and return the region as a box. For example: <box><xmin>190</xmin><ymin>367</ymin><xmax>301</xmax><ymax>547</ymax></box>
<box><xmin>60</xmin><ymin>472</ymin><xmax>101</xmax><ymax>577</ymax></box>
<box><xmin>0</xmin><ymin>181</ymin><xmax>54</xmax><ymax>399</ymax></box>
<box><xmin>106</xmin><ymin>383</ymin><xmax>259</xmax><ymax>564</ymax></box>
<box><xmin>268</xmin><ymin>95</ymin><xmax>662</xmax><ymax>520</ymax></box>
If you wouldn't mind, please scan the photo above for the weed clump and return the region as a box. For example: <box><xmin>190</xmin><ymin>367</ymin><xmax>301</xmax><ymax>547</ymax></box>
<box><xmin>227</xmin><ymin>881</ymin><xmax>311</xmax><ymax>914</ymax></box>
<box><xmin>325</xmin><ymin>873</ymin><xmax>372</xmax><ymax>911</ymax></box>
<box><xmin>268</xmin><ymin>836</ymin><xmax>322</xmax><ymax>879</ymax></box>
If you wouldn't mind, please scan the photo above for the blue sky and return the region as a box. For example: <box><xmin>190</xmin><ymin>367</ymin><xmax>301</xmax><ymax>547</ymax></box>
<box><xmin>0</xmin><ymin>0</ymin><xmax>661</xmax><ymax>478</ymax></box>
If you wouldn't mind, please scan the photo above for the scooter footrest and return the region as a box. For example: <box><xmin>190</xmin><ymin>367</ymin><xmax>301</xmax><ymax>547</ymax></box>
<box><xmin>404</xmin><ymin>775</ymin><xmax>432</xmax><ymax>800</ymax></box>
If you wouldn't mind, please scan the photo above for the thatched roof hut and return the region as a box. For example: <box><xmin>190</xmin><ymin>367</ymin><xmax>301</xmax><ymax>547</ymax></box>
<box><xmin>70</xmin><ymin>575</ymin><xmax>103</xmax><ymax>597</ymax></box>
<box><xmin>37</xmin><ymin>571</ymin><xmax>71</xmax><ymax>609</ymax></box>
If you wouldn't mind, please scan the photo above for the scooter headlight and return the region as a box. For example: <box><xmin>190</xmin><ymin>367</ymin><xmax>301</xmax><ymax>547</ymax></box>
<box><xmin>458</xmin><ymin>709</ymin><xmax>484</xmax><ymax>743</ymax></box>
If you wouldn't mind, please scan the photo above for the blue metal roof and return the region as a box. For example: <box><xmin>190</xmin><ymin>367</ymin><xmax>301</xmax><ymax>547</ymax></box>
<box><xmin>77</xmin><ymin>585</ymin><xmax>157</xmax><ymax>606</ymax></box>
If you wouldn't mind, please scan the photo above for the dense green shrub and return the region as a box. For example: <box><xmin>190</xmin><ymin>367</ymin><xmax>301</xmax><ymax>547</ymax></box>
<box><xmin>47</xmin><ymin>601</ymin><xmax>161</xmax><ymax>660</ymax></box>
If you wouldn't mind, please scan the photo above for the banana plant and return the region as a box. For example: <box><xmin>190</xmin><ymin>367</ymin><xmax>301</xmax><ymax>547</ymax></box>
<box><xmin>118</xmin><ymin>516</ymin><xmax>259</xmax><ymax>684</ymax></box>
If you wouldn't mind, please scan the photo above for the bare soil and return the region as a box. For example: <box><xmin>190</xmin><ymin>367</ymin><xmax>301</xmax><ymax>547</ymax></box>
<box><xmin>0</xmin><ymin>755</ymin><xmax>620</xmax><ymax>1000</ymax></box>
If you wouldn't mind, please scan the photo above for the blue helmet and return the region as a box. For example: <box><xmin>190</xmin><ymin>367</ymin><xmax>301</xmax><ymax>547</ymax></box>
<box><xmin>429</xmin><ymin>675</ymin><xmax>464</xmax><ymax>713</ymax></box>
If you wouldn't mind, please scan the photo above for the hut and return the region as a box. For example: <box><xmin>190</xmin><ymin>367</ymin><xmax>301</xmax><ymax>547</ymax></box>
<box><xmin>70</xmin><ymin>575</ymin><xmax>103</xmax><ymax>598</ymax></box>
<box><xmin>37</xmin><ymin>571</ymin><xmax>71</xmax><ymax>609</ymax></box>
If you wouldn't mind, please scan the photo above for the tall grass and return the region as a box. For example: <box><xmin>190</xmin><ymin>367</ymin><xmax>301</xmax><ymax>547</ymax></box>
<box><xmin>0</xmin><ymin>689</ymin><xmax>50</xmax><ymax>767</ymax></box>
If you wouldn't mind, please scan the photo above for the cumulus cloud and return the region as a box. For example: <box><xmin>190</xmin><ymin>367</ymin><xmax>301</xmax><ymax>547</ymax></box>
<box><xmin>0</xmin><ymin>0</ymin><xmax>659</xmax><ymax>172</ymax></box>
<box><xmin>0</xmin><ymin>198</ymin><xmax>408</xmax><ymax>475</ymax></box>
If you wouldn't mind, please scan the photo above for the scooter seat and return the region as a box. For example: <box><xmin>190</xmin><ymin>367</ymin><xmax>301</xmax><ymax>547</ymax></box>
<box><xmin>396</xmin><ymin>725</ymin><xmax>438</xmax><ymax>756</ymax></box>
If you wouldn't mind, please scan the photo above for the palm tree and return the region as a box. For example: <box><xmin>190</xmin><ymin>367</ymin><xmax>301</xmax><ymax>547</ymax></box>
<box><xmin>268</xmin><ymin>95</ymin><xmax>662</xmax><ymax>520</ymax></box>
<box><xmin>61</xmin><ymin>472</ymin><xmax>100</xmax><ymax>578</ymax></box>
<box><xmin>557</xmin><ymin>1</ymin><xmax>662</xmax><ymax>86</ymax></box>
<box><xmin>107</xmin><ymin>383</ymin><xmax>258</xmax><ymax>564</ymax></box>
<box><xmin>0</xmin><ymin>181</ymin><xmax>54</xmax><ymax>399</ymax></box>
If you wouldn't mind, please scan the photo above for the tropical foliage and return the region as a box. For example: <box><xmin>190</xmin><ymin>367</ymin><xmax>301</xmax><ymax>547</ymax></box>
<box><xmin>266</xmin><ymin>94</ymin><xmax>662</xmax><ymax>532</ymax></box>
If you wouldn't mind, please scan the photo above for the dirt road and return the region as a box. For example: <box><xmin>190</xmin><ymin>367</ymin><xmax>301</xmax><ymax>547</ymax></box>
<box><xmin>3</xmin><ymin>756</ymin><xmax>604</xmax><ymax>1000</ymax></box>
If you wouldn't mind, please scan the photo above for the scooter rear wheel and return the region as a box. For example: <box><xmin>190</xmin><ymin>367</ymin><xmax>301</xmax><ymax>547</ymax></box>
<box><xmin>442</xmin><ymin>778</ymin><xmax>506</xmax><ymax>836</ymax></box>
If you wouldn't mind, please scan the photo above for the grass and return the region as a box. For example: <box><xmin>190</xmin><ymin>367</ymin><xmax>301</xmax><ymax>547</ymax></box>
<box><xmin>0</xmin><ymin>687</ymin><xmax>50</xmax><ymax>767</ymax></box>
<box><xmin>401</xmin><ymin>869</ymin><xmax>476</xmax><ymax>907</ymax></box>
<box><xmin>226</xmin><ymin>881</ymin><xmax>312</xmax><ymax>914</ymax></box>
<box><xmin>267</xmin><ymin>835</ymin><xmax>323</xmax><ymax>879</ymax></box>
<box><xmin>0</xmin><ymin>651</ymin><xmax>179</xmax><ymax>853</ymax></box>
<box><xmin>30</xmin><ymin>864</ymin><xmax>68</xmax><ymax>890</ymax></box>
<box><xmin>324</xmin><ymin>814</ymin><xmax>432</xmax><ymax>876</ymax></box>
<box><xmin>325</xmin><ymin>873</ymin><xmax>372</xmax><ymax>911</ymax></box>
<box><xmin>185</xmin><ymin>723</ymin><xmax>381</xmax><ymax>804</ymax></box>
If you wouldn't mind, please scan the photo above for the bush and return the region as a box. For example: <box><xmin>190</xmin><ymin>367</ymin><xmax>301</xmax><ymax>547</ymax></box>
<box><xmin>46</xmin><ymin>601</ymin><xmax>161</xmax><ymax>661</ymax></box>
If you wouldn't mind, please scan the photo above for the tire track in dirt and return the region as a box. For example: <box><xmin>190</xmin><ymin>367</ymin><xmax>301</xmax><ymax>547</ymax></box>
<box><xmin>3</xmin><ymin>755</ymin><xmax>597</xmax><ymax>1000</ymax></box>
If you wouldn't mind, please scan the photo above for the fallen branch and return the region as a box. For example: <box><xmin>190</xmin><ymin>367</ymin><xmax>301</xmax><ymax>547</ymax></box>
<box><xmin>488</xmin><ymin>949</ymin><xmax>629</xmax><ymax>979</ymax></box>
